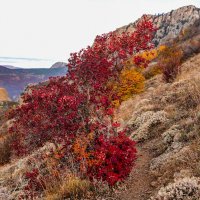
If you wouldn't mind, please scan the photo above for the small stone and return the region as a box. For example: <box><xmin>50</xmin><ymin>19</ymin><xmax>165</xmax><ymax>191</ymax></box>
<box><xmin>151</xmin><ymin>181</ymin><xmax>157</xmax><ymax>187</ymax></box>
<box><xmin>173</xmin><ymin>132</ymin><xmax>183</xmax><ymax>142</ymax></box>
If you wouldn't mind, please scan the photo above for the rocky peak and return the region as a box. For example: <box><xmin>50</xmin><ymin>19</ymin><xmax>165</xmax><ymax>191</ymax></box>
<box><xmin>116</xmin><ymin>5</ymin><xmax>200</xmax><ymax>45</ymax></box>
<box><xmin>51</xmin><ymin>62</ymin><xmax>67</xmax><ymax>69</ymax></box>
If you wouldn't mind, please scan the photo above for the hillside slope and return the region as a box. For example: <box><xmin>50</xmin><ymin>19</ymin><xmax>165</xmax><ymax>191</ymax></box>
<box><xmin>1</xmin><ymin>52</ymin><xmax>200</xmax><ymax>200</ymax></box>
<box><xmin>114</xmin><ymin>52</ymin><xmax>200</xmax><ymax>199</ymax></box>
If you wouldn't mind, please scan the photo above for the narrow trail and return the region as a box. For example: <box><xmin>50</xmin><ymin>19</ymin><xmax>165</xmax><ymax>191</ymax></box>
<box><xmin>117</xmin><ymin>140</ymin><xmax>154</xmax><ymax>200</ymax></box>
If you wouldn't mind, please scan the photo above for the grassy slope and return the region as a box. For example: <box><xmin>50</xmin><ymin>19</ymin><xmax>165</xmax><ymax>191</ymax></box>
<box><xmin>114</xmin><ymin>52</ymin><xmax>200</xmax><ymax>199</ymax></box>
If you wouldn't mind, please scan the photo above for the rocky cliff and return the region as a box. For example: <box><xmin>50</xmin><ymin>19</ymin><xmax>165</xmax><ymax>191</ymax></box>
<box><xmin>116</xmin><ymin>5</ymin><xmax>200</xmax><ymax>45</ymax></box>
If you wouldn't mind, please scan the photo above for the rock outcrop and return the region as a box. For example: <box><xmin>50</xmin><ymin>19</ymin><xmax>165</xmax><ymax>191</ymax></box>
<box><xmin>116</xmin><ymin>5</ymin><xmax>200</xmax><ymax>45</ymax></box>
<box><xmin>51</xmin><ymin>62</ymin><xmax>67</xmax><ymax>69</ymax></box>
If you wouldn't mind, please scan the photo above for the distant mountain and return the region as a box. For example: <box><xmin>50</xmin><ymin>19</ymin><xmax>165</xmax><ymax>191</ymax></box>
<box><xmin>0</xmin><ymin>66</ymin><xmax>13</xmax><ymax>73</ymax></box>
<box><xmin>51</xmin><ymin>62</ymin><xmax>67</xmax><ymax>69</ymax></box>
<box><xmin>0</xmin><ymin>66</ymin><xmax>67</xmax><ymax>100</ymax></box>
<box><xmin>0</xmin><ymin>65</ymin><xmax>21</xmax><ymax>69</ymax></box>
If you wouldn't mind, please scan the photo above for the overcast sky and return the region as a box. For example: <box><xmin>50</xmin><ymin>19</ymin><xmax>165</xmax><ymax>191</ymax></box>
<box><xmin>0</xmin><ymin>0</ymin><xmax>200</xmax><ymax>68</ymax></box>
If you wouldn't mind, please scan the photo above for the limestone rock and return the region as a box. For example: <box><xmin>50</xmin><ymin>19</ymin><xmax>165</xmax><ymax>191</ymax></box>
<box><xmin>115</xmin><ymin>5</ymin><xmax>200</xmax><ymax>46</ymax></box>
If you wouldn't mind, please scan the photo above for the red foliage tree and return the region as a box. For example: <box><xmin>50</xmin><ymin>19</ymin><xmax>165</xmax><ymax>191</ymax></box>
<box><xmin>9</xmin><ymin>16</ymin><xmax>155</xmax><ymax>185</ymax></box>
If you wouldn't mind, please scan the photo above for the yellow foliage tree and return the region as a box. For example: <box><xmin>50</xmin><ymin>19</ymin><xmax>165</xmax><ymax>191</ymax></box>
<box><xmin>138</xmin><ymin>45</ymin><xmax>166</xmax><ymax>62</ymax></box>
<box><xmin>112</xmin><ymin>68</ymin><xmax>145</xmax><ymax>106</ymax></box>
<box><xmin>110</xmin><ymin>46</ymin><xmax>166</xmax><ymax>106</ymax></box>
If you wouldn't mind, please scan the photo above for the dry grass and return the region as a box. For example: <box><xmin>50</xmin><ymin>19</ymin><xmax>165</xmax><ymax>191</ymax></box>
<box><xmin>115</xmin><ymin>97</ymin><xmax>139</xmax><ymax>126</ymax></box>
<box><xmin>178</xmin><ymin>52</ymin><xmax>200</xmax><ymax>80</ymax></box>
<box><xmin>0</xmin><ymin>135</ymin><xmax>12</xmax><ymax>165</ymax></box>
<box><xmin>115</xmin><ymin>52</ymin><xmax>200</xmax><ymax>198</ymax></box>
<box><xmin>149</xmin><ymin>143</ymin><xmax>200</xmax><ymax>195</ymax></box>
<box><xmin>151</xmin><ymin>140</ymin><xmax>200</xmax><ymax>188</ymax></box>
<box><xmin>44</xmin><ymin>174</ymin><xmax>91</xmax><ymax>200</ymax></box>
<box><xmin>177</xmin><ymin>78</ymin><xmax>200</xmax><ymax>110</ymax></box>
<box><xmin>0</xmin><ymin>101</ymin><xmax>19</xmax><ymax>165</ymax></box>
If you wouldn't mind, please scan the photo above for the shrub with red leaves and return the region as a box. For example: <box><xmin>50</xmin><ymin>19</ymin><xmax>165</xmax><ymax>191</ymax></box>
<box><xmin>20</xmin><ymin>168</ymin><xmax>45</xmax><ymax>199</ymax></box>
<box><xmin>9</xmin><ymin>16</ymin><xmax>155</xmax><ymax>187</ymax></box>
<box><xmin>88</xmin><ymin>132</ymin><xmax>137</xmax><ymax>185</ymax></box>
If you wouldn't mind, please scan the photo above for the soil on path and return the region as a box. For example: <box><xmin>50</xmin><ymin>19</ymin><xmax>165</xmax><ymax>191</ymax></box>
<box><xmin>116</xmin><ymin>140</ymin><xmax>155</xmax><ymax>200</ymax></box>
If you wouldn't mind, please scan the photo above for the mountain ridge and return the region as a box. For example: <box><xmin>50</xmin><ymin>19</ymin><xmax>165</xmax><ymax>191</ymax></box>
<box><xmin>0</xmin><ymin>66</ymin><xmax>67</xmax><ymax>100</ymax></box>
<box><xmin>115</xmin><ymin>5</ymin><xmax>200</xmax><ymax>46</ymax></box>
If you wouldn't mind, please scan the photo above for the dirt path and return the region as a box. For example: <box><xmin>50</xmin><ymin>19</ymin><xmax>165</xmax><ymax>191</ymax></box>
<box><xmin>116</xmin><ymin>141</ymin><xmax>154</xmax><ymax>200</ymax></box>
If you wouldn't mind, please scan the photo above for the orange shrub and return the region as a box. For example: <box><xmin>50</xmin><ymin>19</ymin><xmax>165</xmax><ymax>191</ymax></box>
<box><xmin>72</xmin><ymin>132</ymin><xmax>99</xmax><ymax>174</ymax></box>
